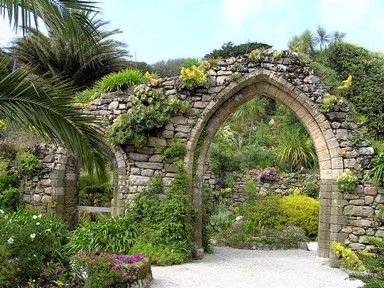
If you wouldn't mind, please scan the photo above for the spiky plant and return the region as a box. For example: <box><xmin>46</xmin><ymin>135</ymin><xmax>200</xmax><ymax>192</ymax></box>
<box><xmin>0</xmin><ymin>53</ymin><xmax>108</xmax><ymax>175</ymax></box>
<box><xmin>11</xmin><ymin>12</ymin><xmax>128</xmax><ymax>88</ymax></box>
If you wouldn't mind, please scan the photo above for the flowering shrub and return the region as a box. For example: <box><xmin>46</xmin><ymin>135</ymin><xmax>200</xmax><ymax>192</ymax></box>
<box><xmin>0</xmin><ymin>209</ymin><xmax>69</xmax><ymax>286</ymax></box>
<box><xmin>337</xmin><ymin>171</ymin><xmax>358</xmax><ymax>192</ymax></box>
<box><xmin>252</xmin><ymin>167</ymin><xmax>278</xmax><ymax>182</ymax></box>
<box><xmin>73</xmin><ymin>250</ymin><xmax>148</xmax><ymax>287</ymax></box>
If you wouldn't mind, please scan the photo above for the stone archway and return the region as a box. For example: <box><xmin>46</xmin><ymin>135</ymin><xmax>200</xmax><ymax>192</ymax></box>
<box><xmin>184</xmin><ymin>70</ymin><xmax>343</xmax><ymax>260</ymax></box>
<box><xmin>23</xmin><ymin>50</ymin><xmax>378</xmax><ymax>263</ymax></box>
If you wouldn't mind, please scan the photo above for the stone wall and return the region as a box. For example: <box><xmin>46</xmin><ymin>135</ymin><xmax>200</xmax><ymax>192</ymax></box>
<box><xmin>22</xmin><ymin>144</ymin><xmax>79</xmax><ymax>227</ymax></box>
<box><xmin>204</xmin><ymin>170</ymin><xmax>320</xmax><ymax>207</ymax></box>
<box><xmin>21</xmin><ymin>49</ymin><xmax>381</xmax><ymax>258</ymax></box>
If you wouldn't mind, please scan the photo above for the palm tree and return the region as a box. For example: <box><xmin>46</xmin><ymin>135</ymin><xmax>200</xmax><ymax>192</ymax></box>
<box><xmin>11</xmin><ymin>12</ymin><xmax>129</xmax><ymax>88</ymax></box>
<box><xmin>288</xmin><ymin>30</ymin><xmax>315</xmax><ymax>54</ymax></box>
<box><xmin>314</xmin><ymin>26</ymin><xmax>331</xmax><ymax>50</ymax></box>
<box><xmin>0</xmin><ymin>1</ymin><xmax>109</xmax><ymax>175</ymax></box>
<box><xmin>333</xmin><ymin>31</ymin><xmax>346</xmax><ymax>44</ymax></box>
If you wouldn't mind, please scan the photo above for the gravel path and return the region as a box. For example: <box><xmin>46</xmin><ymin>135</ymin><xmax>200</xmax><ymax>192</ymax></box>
<box><xmin>151</xmin><ymin>244</ymin><xmax>364</xmax><ymax>288</ymax></box>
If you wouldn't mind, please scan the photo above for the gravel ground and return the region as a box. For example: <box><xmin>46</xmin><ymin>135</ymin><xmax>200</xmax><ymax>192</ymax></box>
<box><xmin>151</xmin><ymin>243</ymin><xmax>364</xmax><ymax>288</ymax></box>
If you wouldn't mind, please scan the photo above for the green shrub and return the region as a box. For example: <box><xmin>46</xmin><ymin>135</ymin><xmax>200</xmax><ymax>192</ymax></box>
<box><xmin>73</xmin><ymin>88</ymin><xmax>100</xmax><ymax>105</ymax></box>
<box><xmin>321</xmin><ymin>92</ymin><xmax>340</xmax><ymax>112</ymax></box>
<box><xmin>242</xmin><ymin>178</ymin><xmax>259</xmax><ymax>205</ymax></box>
<box><xmin>337</xmin><ymin>171</ymin><xmax>358</xmax><ymax>192</ymax></box>
<box><xmin>128</xmin><ymin>169</ymin><xmax>193</xmax><ymax>265</ymax></box>
<box><xmin>0</xmin><ymin>187</ymin><xmax>21</xmax><ymax>211</ymax></box>
<box><xmin>302</xmin><ymin>179</ymin><xmax>319</xmax><ymax>198</ymax></box>
<box><xmin>0</xmin><ymin>210</ymin><xmax>69</xmax><ymax>286</ymax></box>
<box><xmin>71</xmin><ymin>169</ymin><xmax>193</xmax><ymax>266</ymax></box>
<box><xmin>0</xmin><ymin>244</ymin><xmax>17</xmax><ymax>286</ymax></box>
<box><xmin>272</xmin><ymin>50</ymin><xmax>283</xmax><ymax>61</ymax></box>
<box><xmin>275</xmin><ymin>124</ymin><xmax>317</xmax><ymax>171</ymax></box>
<box><xmin>181</xmin><ymin>58</ymin><xmax>199</xmax><ymax>68</ymax></box>
<box><xmin>230</xmin><ymin>72</ymin><xmax>241</xmax><ymax>81</ymax></box>
<box><xmin>370</xmin><ymin>152</ymin><xmax>384</xmax><ymax>186</ymax></box>
<box><xmin>108</xmin><ymin>87</ymin><xmax>189</xmax><ymax>146</ymax></box>
<box><xmin>356</xmin><ymin>237</ymin><xmax>384</xmax><ymax>287</ymax></box>
<box><xmin>249</xmin><ymin>49</ymin><xmax>262</xmax><ymax>61</ymax></box>
<box><xmin>279</xmin><ymin>191</ymin><xmax>319</xmax><ymax>238</ymax></box>
<box><xmin>16</xmin><ymin>151</ymin><xmax>42</xmax><ymax>176</ymax></box>
<box><xmin>79</xmin><ymin>171</ymin><xmax>113</xmax><ymax>207</ymax></box>
<box><xmin>158</xmin><ymin>139</ymin><xmax>187</xmax><ymax>163</ymax></box>
<box><xmin>328</xmin><ymin>43</ymin><xmax>384</xmax><ymax>139</ymax></box>
<box><xmin>204</xmin><ymin>41</ymin><xmax>271</xmax><ymax>59</ymax></box>
<box><xmin>242</xmin><ymin>195</ymin><xmax>285</xmax><ymax>234</ymax></box>
<box><xmin>209</xmin><ymin>206</ymin><xmax>233</xmax><ymax>232</ymax></box>
<box><xmin>96</xmin><ymin>69</ymin><xmax>144</xmax><ymax>92</ymax></box>
<box><xmin>0</xmin><ymin>142</ymin><xmax>17</xmax><ymax>160</ymax></box>
<box><xmin>68</xmin><ymin>216</ymin><xmax>137</xmax><ymax>255</ymax></box>
<box><xmin>0</xmin><ymin>171</ymin><xmax>17</xmax><ymax>191</ymax></box>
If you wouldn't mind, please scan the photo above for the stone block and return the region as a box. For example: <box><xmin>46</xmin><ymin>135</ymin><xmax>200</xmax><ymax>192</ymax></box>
<box><xmin>358</xmin><ymin>147</ymin><xmax>374</xmax><ymax>155</ymax></box>
<box><xmin>131</xmin><ymin>167</ymin><xmax>141</xmax><ymax>175</ymax></box>
<box><xmin>352</xmin><ymin>227</ymin><xmax>365</xmax><ymax>235</ymax></box>
<box><xmin>129</xmin><ymin>175</ymin><xmax>150</xmax><ymax>186</ymax></box>
<box><xmin>365</xmin><ymin>186</ymin><xmax>378</xmax><ymax>196</ymax></box>
<box><xmin>162</xmin><ymin>130</ymin><xmax>174</xmax><ymax>138</ymax></box>
<box><xmin>135</xmin><ymin>162</ymin><xmax>163</xmax><ymax>170</ymax></box>
<box><xmin>344</xmin><ymin>205</ymin><xmax>374</xmax><ymax>217</ymax></box>
<box><xmin>149</xmin><ymin>155</ymin><xmax>162</xmax><ymax>162</ymax></box>
<box><xmin>40</xmin><ymin>179</ymin><xmax>52</xmax><ymax>187</ymax></box>
<box><xmin>147</xmin><ymin>137</ymin><xmax>167</xmax><ymax>147</ymax></box>
<box><xmin>141</xmin><ymin>169</ymin><xmax>154</xmax><ymax>177</ymax></box>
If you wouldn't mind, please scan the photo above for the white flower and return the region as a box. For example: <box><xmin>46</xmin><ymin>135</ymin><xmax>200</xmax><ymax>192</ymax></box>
<box><xmin>0</xmin><ymin>209</ymin><xmax>4</xmax><ymax>214</ymax></box>
<box><xmin>30</xmin><ymin>233</ymin><xmax>36</xmax><ymax>240</ymax></box>
<box><xmin>45</xmin><ymin>228</ymin><xmax>51</xmax><ymax>233</ymax></box>
<box><xmin>32</xmin><ymin>215</ymin><xmax>38</xmax><ymax>220</ymax></box>
<box><xmin>36</xmin><ymin>222</ymin><xmax>40</xmax><ymax>226</ymax></box>
<box><xmin>7</xmin><ymin>237</ymin><xmax>14</xmax><ymax>244</ymax></box>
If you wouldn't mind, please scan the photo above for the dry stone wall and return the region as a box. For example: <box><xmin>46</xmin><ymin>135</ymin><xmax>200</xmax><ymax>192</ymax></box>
<box><xmin>24</xmin><ymin>49</ymin><xmax>381</xmax><ymax>259</ymax></box>
<box><xmin>204</xmin><ymin>170</ymin><xmax>320</xmax><ymax>208</ymax></box>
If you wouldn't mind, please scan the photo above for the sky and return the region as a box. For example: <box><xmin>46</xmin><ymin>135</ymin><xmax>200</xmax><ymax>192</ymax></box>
<box><xmin>1</xmin><ymin>0</ymin><xmax>384</xmax><ymax>64</ymax></box>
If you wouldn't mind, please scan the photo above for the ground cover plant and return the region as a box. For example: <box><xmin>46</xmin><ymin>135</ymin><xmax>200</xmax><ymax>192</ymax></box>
<box><xmin>207</xmin><ymin>187</ymin><xmax>319</xmax><ymax>249</ymax></box>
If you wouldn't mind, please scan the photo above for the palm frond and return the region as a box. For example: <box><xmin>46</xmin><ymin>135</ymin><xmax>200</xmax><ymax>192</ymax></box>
<box><xmin>11</xmin><ymin>12</ymin><xmax>128</xmax><ymax>88</ymax></box>
<box><xmin>0</xmin><ymin>0</ymin><xmax>98</xmax><ymax>35</ymax></box>
<box><xmin>0</xmin><ymin>55</ymin><xmax>107</xmax><ymax>175</ymax></box>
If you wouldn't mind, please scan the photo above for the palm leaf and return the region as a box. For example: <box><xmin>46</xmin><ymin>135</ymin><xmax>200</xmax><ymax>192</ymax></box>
<box><xmin>0</xmin><ymin>0</ymin><xmax>98</xmax><ymax>35</ymax></box>
<box><xmin>0</xmin><ymin>55</ymin><xmax>107</xmax><ymax>175</ymax></box>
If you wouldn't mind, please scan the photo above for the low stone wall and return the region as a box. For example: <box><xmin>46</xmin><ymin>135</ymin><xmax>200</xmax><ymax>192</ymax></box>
<box><xmin>127</xmin><ymin>258</ymin><xmax>153</xmax><ymax>288</ymax></box>
<box><xmin>204</xmin><ymin>169</ymin><xmax>319</xmax><ymax>207</ymax></box>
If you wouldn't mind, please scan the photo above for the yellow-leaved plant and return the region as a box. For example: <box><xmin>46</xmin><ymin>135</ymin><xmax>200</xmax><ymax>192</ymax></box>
<box><xmin>331</xmin><ymin>241</ymin><xmax>366</xmax><ymax>272</ymax></box>
<box><xmin>180</xmin><ymin>61</ymin><xmax>210</xmax><ymax>90</ymax></box>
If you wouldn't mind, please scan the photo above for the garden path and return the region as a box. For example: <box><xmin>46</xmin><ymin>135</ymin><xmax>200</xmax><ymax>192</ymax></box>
<box><xmin>151</xmin><ymin>243</ymin><xmax>363</xmax><ymax>288</ymax></box>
